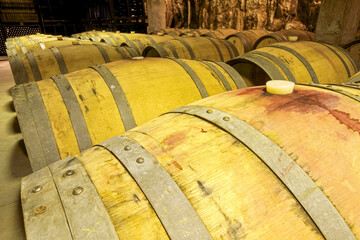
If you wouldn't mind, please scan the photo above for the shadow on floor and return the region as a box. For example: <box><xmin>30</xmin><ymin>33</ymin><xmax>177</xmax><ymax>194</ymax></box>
<box><xmin>10</xmin><ymin>139</ymin><xmax>32</xmax><ymax>178</ymax></box>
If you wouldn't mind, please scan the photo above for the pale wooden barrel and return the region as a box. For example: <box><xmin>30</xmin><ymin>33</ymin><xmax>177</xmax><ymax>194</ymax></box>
<box><xmin>343</xmin><ymin>39</ymin><xmax>360</xmax><ymax>67</ymax></box>
<box><xmin>8</xmin><ymin>44</ymin><xmax>139</xmax><ymax>84</ymax></box>
<box><xmin>225</xmin><ymin>30</ymin><xmax>272</xmax><ymax>55</ymax></box>
<box><xmin>120</xmin><ymin>35</ymin><xmax>175</xmax><ymax>55</ymax></box>
<box><xmin>227</xmin><ymin>41</ymin><xmax>358</xmax><ymax>86</ymax></box>
<box><xmin>21</xmin><ymin>83</ymin><xmax>360</xmax><ymax>239</ymax></box>
<box><xmin>200</xmin><ymin>28</ymin><xmax>240</xmax><ymax>38</ymax></box>
<box><xmin>149</xmin><ymin>28</ymin><xmax>191</xmax><ymax>36</ymax></box>
<box><xmin>142</xmin><ymin>37</ymin><xmax>239</xmax><ymax>62</ymax></box>
<box><xmin>6</xmin><ymin>37</ymin><xmax>93</xmax><ymax>56</ymax></box>
<box><xmin>11</xmin><ymin>57</ymin><xmax>246</xmax><ymax>171</ymax></box>
<box><xmin>179</xmin><ymin>29</ymin><xmax>212</xmax><ymax>37</ymax></box>
<box><xmin>97</xmin><ymin>33</ymin><xmax>148</xmax><ymax>47</ymax></box>
<box><xmin>253</xmin><ymin>30</ymin><xmax>315</xmax><ymax>49</ymax></box>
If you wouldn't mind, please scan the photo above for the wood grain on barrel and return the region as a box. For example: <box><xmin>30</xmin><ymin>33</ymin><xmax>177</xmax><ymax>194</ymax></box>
<box><xmin>228</xmin><ymin>41</ymin><xmax>358</xmax><ymax>86</ymax></box>
<box><xmin>12</xmin><ymin>58</ymin><xmax>244</xmax><ymax>171</ymax></box>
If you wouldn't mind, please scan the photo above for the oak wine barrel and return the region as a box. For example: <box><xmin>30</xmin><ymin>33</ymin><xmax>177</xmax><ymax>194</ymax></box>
<box><xmin>21</xmin><ymin>83</ymin><xmax>360</xmax><ymax>239</ymax></box>
<box><xmin>343</xmin><ymin>39</ymin><xmax>360</xmax><ymax>67</ymax></box>
<box><xmin>179</xmin><ymin>29</ymin><xmax>212</xmax><ymax>37</ymax></box>
<box><xmin>142</xmin><ymin>37</ymin><xmax>239</xmax><ymax>62</ymax></box>
<box><xmin>200</xmin><ymin>28</ymin><xmax>240</xmax><ymax>38</ymax></box>
<box><xmin>11</xmin><ymin>57</ymin><xmax>245</xmax><ymax>171</ymax></box>
<box><xmin>120</xmin><ymin>35</ymin><xmax>175</xmax><ymax>55</ymax></box>
<box><xmin>149</xmin><ymin>28</ymin><xmax>192</xmax><ymax>36</ymax></box>
<box><xmin>227</xmin><ymin>41</ymin><xmax>358</xmax><ymax>86</ymax></box>
<box><xmin>6</xmin><ymin>37</ymin><xmax>93</xmax><ymax>56</ymax></box>
<box><xmin>253</xmin><ymin>30</ymin><xmax>315</xmax><ymax>49</ymax></box>
<box><xmin>8</xmin><ymin>44</ymin><xmax>139</xmax><ymax>84</ymax></box>
<box><xmin>225</xmin><ymin>30</ymin><xmax>271</xmax><ymax>55</ymax></box>
<box><xmin>97</xmin><ymin>33</ymin><xmax>147</xmax><ymax>47</ymax></box>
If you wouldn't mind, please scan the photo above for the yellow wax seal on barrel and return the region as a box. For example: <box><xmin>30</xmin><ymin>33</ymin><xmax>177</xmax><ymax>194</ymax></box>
<box><xmin>266</xmin><ymin>80</ymin><xmax>295</xmax><ymax>95</ymax></box>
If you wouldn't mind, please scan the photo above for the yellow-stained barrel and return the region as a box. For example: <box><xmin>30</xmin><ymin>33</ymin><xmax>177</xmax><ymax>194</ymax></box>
<box><xmin>227</xmin><ymin>41</ymin><xmax>358</xmax><ymax>86</ymax></box>
<box><xmin>21</xmin><ymin>83</ymin><xmax>360</xmax><ymax>240</ymax></box>
<box><xmin>11</xmin><ymin>57</ymin><xmax>245</xmax><ymax>171</ymax></box>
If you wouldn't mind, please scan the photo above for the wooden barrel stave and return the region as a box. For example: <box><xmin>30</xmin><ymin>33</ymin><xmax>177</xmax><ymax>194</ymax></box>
<box><xmin>21</xmin><ymin>84</ymin><xmax>360</xmax><ymax>239</ymax></box>
<box><xmin>12</xmin><ymin>57</ymin><xmax>245</xmax><ymax>171</ymax></box>
<box><xmin>225</xmin><ymin>30</ymin><xmax>271</xmax><ymax>55</ymax></box>
<box><xmin>253</xmin><ymin>30</ymin><xmax>315</xmax><ymax>49</ymax></box>
<box><xmin>343</xmin><ymin>39</ymin><xmax>360</xmax><ymax>67</ymax></box>
<box><xmin>227</xmin><ymin>41</ymin><xmax>358</xmax><ymax>86</ymax></box>
<box><xmin>143</xmin><ymin>37</ymin><xmax>238</xmax><ymax>62</ymax></box>
<box><xmin>9</xmin><ymin>44</ymin><xmax>138</xmax><ymax>84</ymax></box>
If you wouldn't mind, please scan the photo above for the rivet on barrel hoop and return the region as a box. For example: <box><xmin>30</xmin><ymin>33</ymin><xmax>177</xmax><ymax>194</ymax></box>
<box><xmin>136</xmin><ymin>157</ymin><xmax>145</xmax><ymax>164</ymax></box>
<box><xmin>124</xmin><ymin>146</ymin><xmax>131</xmax><ymax>151</ymax></box>
<box><xmin>223</xmin><ymin>116</ymin><xmax>230</xmax><ymax>121</ymax></box>
<box><xmin>206</xmin><ymin>109</ymin><xmax>213</xmax><ymax>114</ymax></box>
<box><xmin>35</xmin><ymin>205</ymin><xmax>47</xmax><ymax>215</ymax></box>
<box><xmin>64</xmin><ymin>169</ymin><xmax>75</xmax><ymax>176</ymax></box>
<box><xmin>72</xmin><ymin>186</ymin><xmax>84</xmax><ymax>195</ymax></box>
<box><xmin>32</xmin><ymin>185</ymin><xmax>42</xmax><ymax>193</ymax></box>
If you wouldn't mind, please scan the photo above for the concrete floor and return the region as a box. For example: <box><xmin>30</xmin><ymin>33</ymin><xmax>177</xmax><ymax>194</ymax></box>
<box><xmin>0</xmin><ymin>56</ymin><xmax>31</xmax><ymax>239</ymax></box>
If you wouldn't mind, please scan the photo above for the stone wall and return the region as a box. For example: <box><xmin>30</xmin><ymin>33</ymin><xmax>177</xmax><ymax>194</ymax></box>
<box><xmin>165</xmin><ymin>0</ymin><xmax>322</xmax><ymax>32</ymax></box>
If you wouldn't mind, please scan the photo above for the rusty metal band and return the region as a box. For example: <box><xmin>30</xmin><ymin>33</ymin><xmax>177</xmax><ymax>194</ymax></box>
<box><xmin>163</xmin><ymin>42</ymin><xmax>179</xmax><ymax>58</ymax></box>
<box><xmin>174</xmin><ymin>37</ymin><xmax>196</xmax><ymax>59</ymax></box>
<box><xmin>98</xmin><ymin>136</ymin><xmax>213</xmax><ymax>240</ymax></box>
<box><xmin>303</xmin><ymin>83</ymin><xmax>360</xmax><ymax>103</ymax></box>
<box><xmin>8</xmin><ymin>53</ymin><xmax>29</xmax><ymax>84</ymax></box>
<box><xmin>208</xmin><ymin>61</ymin><xmax>247</xmax><ymax>89</ymax></box>
<box><xmin>220</xmin><ymin>39</ymin><xmax>239</xmax><ymax>58</ymax></box>
<box><xmin>319</xmin><ymin>44</ymin><xmax>351</xmax><ymax>78</ymax></box>
<box><xmin>25</xmin><ymin>51</ymin><xmax>42</xmax><ymax>81</ymax></box>
<box><xmin>107</xmin><ymin>33</ymin><xmax>120</xmax><ymax>46</ymax></box>
<box><xmin>269</xmin><ymin>45</ymin><xmax>319</xmax><ymax>84</ymax></box>
<box><xmin>24</xmin><ymin>83</ymin><xmax>61</xmax><ymax>168</ymax></box>
<box><xmin>229</xmin><ymin>53</ymin><xmax>286</xmax><ymax>80</ymax></box>
<box><xmin>205</xmin><ymin>37</ymin><xmax>224</xmax><ymax>61</ymax></box>
<box><xmin>11</xmin><ymin>85</ymin><xmax>46</xmax><ymax>171</ymax></box>
<box><xmin>94</xmin><ymin>44</ymin><xmax>110</xmax><ymax>63</ymax></box>
<box><xmin>143</xmin><ymin>44</ymin><xmax>169</xmax><ymax>57</ymax></box>
<box><xmin>51</xmin><ymin>75</ymin><xmax>93</xmax><ymax>151</ymax></box>
<box><xmin>115</xmin><ymin>46</ymin><xmax>127</xmax><ymax>58</ymax></box>
<box><xmin>145</xmin><ymin>35</ymin><xmax>157</xmax><ymax>45</ymax></box>
<box><xmin>167</xmin><ymin>58</ymin><xmax>209</xmax><ymax>98</ymax></box>
<box><xmin>251</xmin><ymin>51</ymin><xmax>297</xmax><ymax>83</ymax></box>
<box><xmin>22</xmin><ymin>156</ymin><xmax>119</xmax><ymax>240</ymax></box>
<box><xmin>50</xmin><ymin>47</ymin><xmax>68</xmax><ymax>74</ymax></box>
<box><xmin>333</xmin><ymin>44</ymin><xmax>359</xmax><ymax>72</ymax></box>
<box><xmin>90</xmin><ymin>65</ymin><xmax>136</xmax><ymax>130</ymax></box>
<box><xmin>169</xmin><ymin>105</ymin><xmax>356</xmax><ymax>240</ymax></box>
<box><xmin>196</xmin><ymin>60</ymin><xmax>232</xmax><ymax>91</ymax></box>
<box><xmin>133</xmin><ymin>39</ymin><xmax>145</xmax><ymax>52</ymax></box>
<box><xmin>124</xmin><ymin>46</ymin><xmax>139</xmax><ymax>57</ymax></box>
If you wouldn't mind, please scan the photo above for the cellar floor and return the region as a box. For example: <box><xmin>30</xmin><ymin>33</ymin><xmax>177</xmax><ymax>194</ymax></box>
<box><xmin>0</xmin><ymin>56</ymin><xmax>31</xmax><ymax>240</ymax></box>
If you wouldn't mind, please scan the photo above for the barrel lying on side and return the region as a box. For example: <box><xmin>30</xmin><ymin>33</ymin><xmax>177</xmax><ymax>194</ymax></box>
<box><xmin>227</xmin><ymin>41</ymin><xmax>358</xmax><ymax>86</ymax></box>
<box><xmin>346</xmin><ymin>70</ymin><xmax>360</xmax><ymax>86</ymax></box>
<box><xmin>11</xmin><ymin>57</ymin><xmax>245</xmax><ymax>171</ymax></box>
<box><xmin>225</xmin><ymin>30</ymin><xmax>271</xmax><ymax>55</ymax></box>
<box><xmin>253</xmin><ymin>30</ymin><xmax>315</xmax><ymax>49</ymax></box>
<box><xmin>143</xmin><ymin>37</ymin><xmax>239</xmax><ymax>62</ymax></box>
<box><xmin>343</xmin><ymin>39</ymin><xmax>360</xmax><ymax>67</ymax></box>
<box><xmin>149</xmin><ymin>28</ymin><xmax>191</xmax><ymax>36</ymax></box>
<box><xmin>180</xmin><ymin>29</ymin><xmax>212</xmax><ymax>37</ymax></box>
<box><xmin>97</xmin><ymin>33</ymin><xmax>147</xmax><ymax>47</ymax></box>
<box><xmin>8</xmin><ymin>44</ymin><xmax>139</xmax><ymax>84</ymax></box>
<box><xmin>120</xmin><ymin>35</ymin><xmax>175</xmax><ymax>55</ymax></box>
<box><xmin>21</xmin><ymin>83</ymin><xmax>360</xmax><ymax>240</ymax></box>
<box><xmin>6</xmin><ymin>37</ymin><xmax>93</xmax><ymax>56</ymax></box>
<box><xmin>200</xmin><ymin>28</ymin><xmax>240</xmax><ymax>38</ymax></box>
